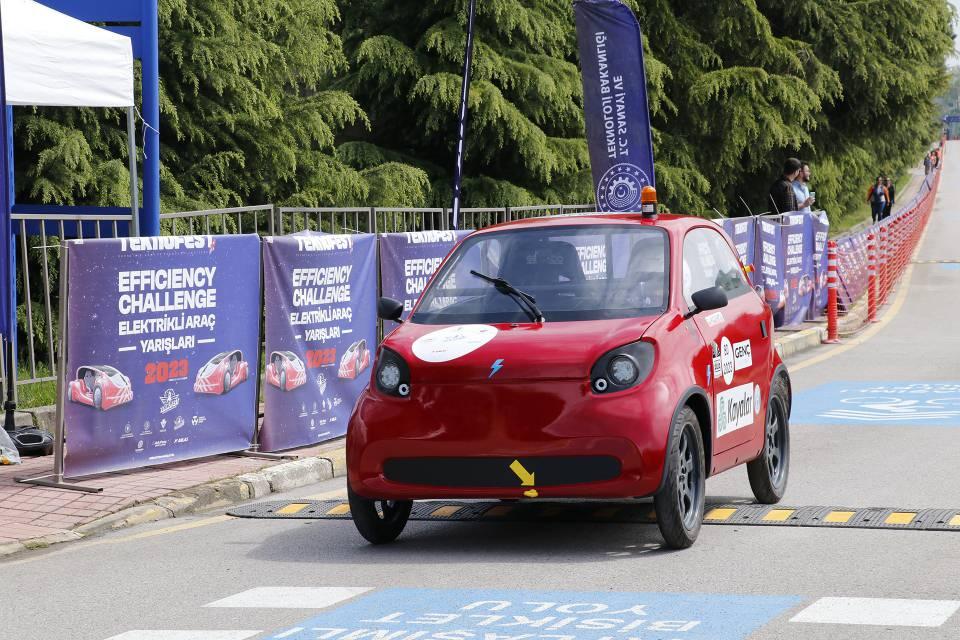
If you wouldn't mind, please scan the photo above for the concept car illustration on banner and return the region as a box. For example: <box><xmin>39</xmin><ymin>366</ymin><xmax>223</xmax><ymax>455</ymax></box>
<box><xmin>62</xmin><ymin>235</ymin><xmax>262</xmax><ymax>477</ymax></box>
<box><xmin>379</xmin><ymin>230</ymin><xmax>473</xmax><ymax>321</ymax></box>
<box><xmin>574</xmin><ymin>0</ymin><xmax>656</xmax><ymax>212</ymax></box>
<box><xmin>260</xmin><ymin>232</ymin><xmax>378</xmax><ymax>451</ymax></box>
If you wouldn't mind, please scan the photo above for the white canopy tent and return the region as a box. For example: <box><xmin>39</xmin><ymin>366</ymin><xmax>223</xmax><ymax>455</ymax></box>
<box><xmin>1</xmin><ymin>0</ymin><xmax>139</xmax><ymax>231</ymax></box>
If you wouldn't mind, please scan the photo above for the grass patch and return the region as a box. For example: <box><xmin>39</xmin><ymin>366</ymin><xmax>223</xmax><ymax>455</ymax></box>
<box><xmin>14</xmin><ymin>363</ymin><xmax>57</xmax><ymax>409</ymax></box>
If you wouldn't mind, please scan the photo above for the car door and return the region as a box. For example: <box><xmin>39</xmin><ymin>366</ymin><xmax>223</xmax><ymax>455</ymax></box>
<box><xmin>683</xmin><ymin>226</ymin><xmax>772</xmax><ymax>453</ymax></box>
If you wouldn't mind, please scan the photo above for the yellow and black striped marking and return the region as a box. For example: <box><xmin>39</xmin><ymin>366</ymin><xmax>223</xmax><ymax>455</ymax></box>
<box><xmin>228</xmin><ymin>500</ymin><xmax>960</xmax><ymax>532</ymax></box>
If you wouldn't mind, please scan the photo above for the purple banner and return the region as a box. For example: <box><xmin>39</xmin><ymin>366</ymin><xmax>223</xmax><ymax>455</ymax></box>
<box><xmin>260</xmin><ymin>233</ymin><xmax>378</xmax><ymax>452</ymax></box>
<box><xmin>757</xmin><ymin>218</ymin><xmax>786</xmax><ymax>326</ymax></box>
<box><xmin>63</xmin><ymin>235</ymin><xmax>262</xmax><ymax>478</ymax></box>
<box><xmin>780</xmin><ymin>214</ymin><xmax>814</xmax><ymax>328</ymax></box>
<box><xmin>719</xmin><ymin>218</ymin><xmax>757</xmax><ymax>286</ymax></box>
<box><xmin>836</xmin><ymin>231</ymin><xmax>869</xmax><ymax>309</ymax></box>
<box><xmin>809</xmin><ymin>211</ymin><xmax>830</xmax><ymax>317</ymax></box>
<box><xmin>379</xmin><ymin>231</ymin><xmax>472</xmax><ymax>321</ymax></box>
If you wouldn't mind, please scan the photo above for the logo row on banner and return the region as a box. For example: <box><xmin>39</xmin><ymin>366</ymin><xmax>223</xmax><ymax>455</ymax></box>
<box><xmin>61</xmin><ymin>231</ymin><xmax>470</xmax><ymax>478</ymax></box>
<box><xmin>716</xmin><ymin>212</ymin><xmax>830</xmax><ymax>328</ymax></box>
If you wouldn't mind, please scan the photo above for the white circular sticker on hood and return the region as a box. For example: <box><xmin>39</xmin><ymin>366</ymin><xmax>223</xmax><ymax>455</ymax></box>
<box><xmin>412</xmin><ymin>325</ymin><xmax>498</xmax><ymax>363</ymax></box>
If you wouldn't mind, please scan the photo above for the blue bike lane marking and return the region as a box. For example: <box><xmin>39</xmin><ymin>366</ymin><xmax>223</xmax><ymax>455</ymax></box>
<box><xmin>792</xmin><ymin>381</ymin><xmax>960</xmax><ymax>427</ymax></box>
<box><xmin>266</xmin><ymin>588</ymin><xmax>801</xmax><ymax>640</ymax></box>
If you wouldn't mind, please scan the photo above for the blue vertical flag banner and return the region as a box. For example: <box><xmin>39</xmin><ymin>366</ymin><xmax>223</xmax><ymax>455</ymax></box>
<box><xmin>379</xmin><ymin>230</ymin><xmax>472</xmax><ymax>321</ymax></box>
<box><xmin>574</xmin><ymin>0</ymin><xmax>656</xmax><ymax>212</ymax></box>
<box><xmin>719</xmin><ymin>218</ymin><xmax>757</xmax><ymax>286</ymax></box>
<box><xmin>780</xmin><ymin>214</ymin><xmax>814</xmax><ymax>327</ymax></box>
<box><xmin>62</xmin><ymin>235</ymin><xmax>262</xmax><ymax>478</ymax></box>
<box><xmin>757</xmin><ymin>218</ymin><xmax>786</xmax><ymax>327</ymax></box>
<box><xmin>260</xmin><ymin>233</ymin><xmax>378</xmax><ymax>452</ymax></box>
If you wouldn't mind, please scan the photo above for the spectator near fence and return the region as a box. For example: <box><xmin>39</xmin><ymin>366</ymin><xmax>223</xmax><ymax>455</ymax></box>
<box><xmin>883</xmin><ymin>177</ymin><xmax>895</xmax><ymax>219</ymax></box>
<box><xmin>769</xmin><ymin>158</ymin><xmax>801</xmax><ymax>214</ymax></box>
<box><xmin>791</xmin><ymin>161</ymin><xmax>815</xmax><ymax>213</ymax></box>
<box><xmin>867</xmin><ymin>176</ymin><xmax>889</xmax><ymax>224</ymax></box>
<box><xmin>924</xmin><ymin>153</ymin><xmax>932</xmax><ymax>175</ymax></box>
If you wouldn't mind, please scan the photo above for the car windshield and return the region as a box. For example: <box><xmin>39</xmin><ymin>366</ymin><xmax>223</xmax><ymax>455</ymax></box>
<box><xmin>412</xmin><ymin>225</ymin><xmax>669</xmax><ymax>324</ymax></box>
<box><xmin>210</xmin><ymin>352</ymin><xmax>229</xmax><ymax>364</ymax></box>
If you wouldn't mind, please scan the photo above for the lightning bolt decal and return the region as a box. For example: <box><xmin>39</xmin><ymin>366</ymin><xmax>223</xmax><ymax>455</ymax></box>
<box><xmin>489</xmin><ymin>358</ymin><xmax>504</xmax><ymax>378</ymax></box>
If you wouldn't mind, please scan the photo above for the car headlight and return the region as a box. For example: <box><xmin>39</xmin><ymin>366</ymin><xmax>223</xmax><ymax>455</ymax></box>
<box><xmin>375</xmin><ymin>348</ymin><xmax>411</xmax><ymax>398</ymax></box>
<box><xmin>591</xmin><ymin>341</ymin><xmax>655</xmax><ymax>394</ymax></box>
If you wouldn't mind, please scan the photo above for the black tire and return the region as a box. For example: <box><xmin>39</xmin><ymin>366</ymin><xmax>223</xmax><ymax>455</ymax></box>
<box><xmin>222</xmin><ymin>371</ymin><xmax>231</xmax><ymax>395</ymax></box>
<box><xmin>93</xmin><ymin>385</ymin><xmax>103</xmax><ymax>410</ymax></box>
<box><xmin>348</xmin><ymin>485</ymin><xmax>412</xmax><ymax>544</ymax></box>
<box><xmin>748</xmin><ymin>376</ymin><xmax>790</xmax><ymax>504</ymax></box>
<box><xmin>654</xmin><ymin>406</ymin><xmax>706</xmax><ymax>549</ymax></box>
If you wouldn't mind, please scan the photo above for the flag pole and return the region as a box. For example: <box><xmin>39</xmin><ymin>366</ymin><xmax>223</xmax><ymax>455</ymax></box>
<box><xmin>450</xmin><ymin>0</ymin><xmax>477</xmax><ymax>231</ymax></box>
<box><xmin>0</xmin><ymin>0</ymin><xmax>17</xmax><ymax>432</ymax></box>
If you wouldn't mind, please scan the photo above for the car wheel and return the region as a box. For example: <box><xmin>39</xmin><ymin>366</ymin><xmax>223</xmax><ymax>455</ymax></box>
<box><xmin>222</xmin><ymin>372</ymin><xmax>231</xmax><ymax>395</ymax></box>
<box><xmin>747</xmin><ymin>376</ymin><xmax>790</xmax><ymax>504</ymax></box>
<box><xmin>654</xmin><ymin>406</ymin><xmax>705</xmax><ymax>549</ymax></box>
<box><xmin>348</xmin><ymin>485</ymin><xmax>412</xmax><ymax>544</ymax></box>
<box><xmin>93</xmin><ymin>386</ymin><xmax>103</xmax><ymax>410</ymax></box>
<box><xmin>279</xmin><ymin>369</ymin><xmax>287</xmax><ymax>391</ymax></box>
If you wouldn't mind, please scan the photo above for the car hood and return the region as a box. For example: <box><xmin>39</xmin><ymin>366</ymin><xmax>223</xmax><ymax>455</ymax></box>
<box><xmin>382</xmin><ymin>316</ymin><xmax>661</xmax><ymax>383</ymax></box>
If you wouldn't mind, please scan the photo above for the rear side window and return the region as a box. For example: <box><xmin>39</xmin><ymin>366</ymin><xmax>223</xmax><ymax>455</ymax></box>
<box><xmin>682</xmin><ymin>227</ymin><xmax>751</xmax><ymax>308</ymax></box>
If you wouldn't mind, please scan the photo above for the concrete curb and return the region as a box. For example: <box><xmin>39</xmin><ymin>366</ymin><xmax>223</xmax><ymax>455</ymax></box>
<box><xmin>3</xmin><ymin>329</ymin><xmax>828</xmax><ymax>559</ymax></box>
<box><xmin>774</xmin><ymin>327</ymin><xmax>826</xmax><ymax>360</ymax></box>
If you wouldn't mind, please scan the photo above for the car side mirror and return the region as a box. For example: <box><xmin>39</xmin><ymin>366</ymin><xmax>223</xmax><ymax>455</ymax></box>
<box><xmin>378</xmin><ymin>297</ymin><xmax>404</xmax><ymax>323</ymax></box>
<box><xmin>684</xmin><ymin>286</ymin><xmax>728</xmax><ymax>320</ymax></box>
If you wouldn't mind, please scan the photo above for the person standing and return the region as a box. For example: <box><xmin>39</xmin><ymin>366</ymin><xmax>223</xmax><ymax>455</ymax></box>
<box><xmin>924</xmin><ymin>153</ymin><xmax>932</xmax><ymax>175</ymax></box>
<box><xmin>866</xmin><ymin>176</ymin><xmax>888</xmax><ymax>224</ymax></box>
<box><xmin>883</xmin><ymin>177</ymin><xmax>895</xmax><ymax>219</ymax></box>
<box><xmin>769</xmin><ymin>158</ymin><xmax>801</xmax><ymax>214</ymax></box>
<box><xmin>791</xmin><ymin>161</ymin><xmax>815</xmax><ymax>213</ymax></box>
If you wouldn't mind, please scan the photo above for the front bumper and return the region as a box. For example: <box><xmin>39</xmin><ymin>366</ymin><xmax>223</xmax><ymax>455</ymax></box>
<box><xmin>347</xmin><ymin>379</ymin><xmax>675</xmax><ymax>500</ymax></box>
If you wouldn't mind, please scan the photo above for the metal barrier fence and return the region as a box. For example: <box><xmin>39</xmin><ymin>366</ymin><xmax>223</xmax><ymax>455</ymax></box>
<box><xmin>5</xmin><ymin>210</ymin><xmax>134</xmax><ymax>401</ymax></box>
<box><xmin>159</xmin><ymin>204</ymin><xmax>275</xmax><ymax>236</ymax></box>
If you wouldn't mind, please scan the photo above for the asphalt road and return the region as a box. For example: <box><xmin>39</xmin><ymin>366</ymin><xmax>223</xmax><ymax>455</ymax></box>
<box><xmin>2</xmin><ymin>145</ymin><xmax>959</xmax><ymax>640</ymax></box>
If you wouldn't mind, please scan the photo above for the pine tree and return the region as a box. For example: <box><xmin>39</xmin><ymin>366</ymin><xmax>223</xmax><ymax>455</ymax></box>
<box><xmin>337</xmin><ymin>0</ymin><xmax>593</xmax><ymax>207</ymax></box>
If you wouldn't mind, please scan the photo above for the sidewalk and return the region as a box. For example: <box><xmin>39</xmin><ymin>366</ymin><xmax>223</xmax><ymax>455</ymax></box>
<box><xmin>0</xmin><ymin>333</ymin><xmax>828</xmax><ymax>558</ymax></box>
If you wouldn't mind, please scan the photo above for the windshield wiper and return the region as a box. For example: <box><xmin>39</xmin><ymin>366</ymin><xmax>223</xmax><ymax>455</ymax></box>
<box><xmin>470</xmin><ymin>270</ymin><xmax>546</xmax><ymax>323</ymax></box>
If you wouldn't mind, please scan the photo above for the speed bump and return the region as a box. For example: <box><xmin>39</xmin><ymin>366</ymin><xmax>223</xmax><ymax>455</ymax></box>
<box><xmin>228</xmin><ymin>500</ymin><xmax>960</xmax><ymax>532</ymax></box>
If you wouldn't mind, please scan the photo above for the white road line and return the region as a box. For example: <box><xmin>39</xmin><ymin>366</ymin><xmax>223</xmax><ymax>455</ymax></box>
<box><xmin>790</xmin><ymin>597</ymin><xmax>960</xmax><ymax>627</ymax></box>
<box><xmin>103</xmin><ymin>632</ymin><xmax>261</xmax><ymax>640</ymax></box>
<box><xmin>204</xmin><ymin>586</ymin><xmax>373</xmax><ymax>609</ymax></box>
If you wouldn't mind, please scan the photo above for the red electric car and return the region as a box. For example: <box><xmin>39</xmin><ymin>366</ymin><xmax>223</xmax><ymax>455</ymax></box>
<box><xmin>266</xmin><ymin>351</ymin><xmax>307</xmax><ymax>391</ymax></box>
<box><xmin>68</xmin><ymin>365</ymin><xmax>133</xmax><ymax>410</ymax></box>
<box><xmin>194</xmin><ymin>350</ymin><xmax>249</xmax><ymax>395</ymax></box>
<box><xmin>347</xmin><ymin>212</ymin><xmax>791</xmax><ymax>549</ymax></box>
<box><xmin>338</xmin><ymin>340</ymin><xmax>371</xmax><ymax>380</ymax></box>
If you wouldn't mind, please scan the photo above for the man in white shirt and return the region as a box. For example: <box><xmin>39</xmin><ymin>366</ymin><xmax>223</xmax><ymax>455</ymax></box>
<box><xmin>792</xmin><ymin>161</ymin><xmax>815</xmax><ymax>213</ymax></box>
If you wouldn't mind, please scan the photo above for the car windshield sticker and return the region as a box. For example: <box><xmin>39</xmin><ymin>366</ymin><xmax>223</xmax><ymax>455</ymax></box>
<box><xmin>734</xmin><ymin>339</ymin><xmax>753</xmax><ymax>370</ymax></box>
<box><xmin>705</xmin><ymin>311</ymin><xmax>724</xmax><ymax>326</ymax></box>
<box><xmin>716</xmin><ymin>382</ymin><xmax>759</xmax><ymax>437</ymax></box>
<box><xmin>412</xmin><ymin>325</ymin><xmax>498</xmax><ymax>363</ymax></box>
<box><xmin>720</xmin><ymin>337</ymin><xmax>735</xmax><ymax>384</ymax></box>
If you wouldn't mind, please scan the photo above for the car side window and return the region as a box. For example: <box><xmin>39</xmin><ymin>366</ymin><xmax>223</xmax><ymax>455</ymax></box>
<box><xmin>682</xmin><ymin>228</ymin><xmax>751</xmax><ymax>308</ymax></box>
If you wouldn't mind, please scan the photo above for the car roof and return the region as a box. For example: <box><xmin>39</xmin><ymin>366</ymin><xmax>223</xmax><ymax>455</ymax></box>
<box><xmin>467</xmin><ymin>212</ymin><xmax>712</xmax><ymax>237</ymax></box>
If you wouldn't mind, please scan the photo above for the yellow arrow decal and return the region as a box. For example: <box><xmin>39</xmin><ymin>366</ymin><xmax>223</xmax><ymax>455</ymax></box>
<box><xmin>510</xmin><ymin>459</ymin><xmax>535</xmax><ymax>486</ymax></box>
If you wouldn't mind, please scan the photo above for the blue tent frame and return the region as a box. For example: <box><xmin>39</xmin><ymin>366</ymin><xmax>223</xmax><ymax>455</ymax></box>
<box><xmin>3</xmin><ymin>0</ymin><xmax>159</xmax><ymax>427</ymax></box>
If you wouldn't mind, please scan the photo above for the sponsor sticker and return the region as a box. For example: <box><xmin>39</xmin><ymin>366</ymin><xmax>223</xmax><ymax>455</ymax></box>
<box><xmin>412</xmin><ymin>325</ymin><xmax>498</xmax><ymax>363</ymax></box>
<box><xmin>716</xmin><ymin>382</ymin><xmax>757</xmax><ymax>437</ymax></box>
<box><xmin>720</xmin><ymin>337</ymin><xmax>735</xmax><ymax>385</ymax></box>
<box><xmin>705</xmin><ymin>311</ymin><xmax>724</xmax><ymax>327</ymax></box>
<box><xmin>734</xmin><ymin>339</ymin><xmax>753</xmax><ymax>370</ymax></box>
